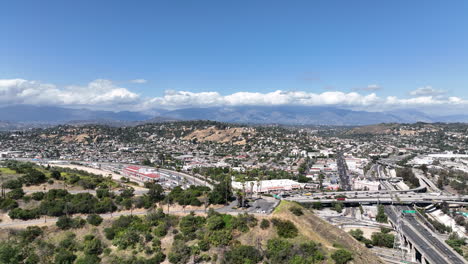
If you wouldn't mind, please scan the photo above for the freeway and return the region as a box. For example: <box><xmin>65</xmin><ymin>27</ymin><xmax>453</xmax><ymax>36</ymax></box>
<box><xmin>377</xmin><ymin>165</ymin><xmax>467</xmax><ymax>264</ymax></box>
<box><xmin>286</xmin><ymin>192</ymin><xmax>468</xmax><ymax>205</ymax></box>
<box><xmin>159</xmin><ymin>168</ymin><xmax>213</xmax><ymax>189</ymax></box>
<box><xmin>10</xmin><ymin>158</ymin><xmax>213</xmax><ymax>190</ymax></box>
<box><xmin>386</xmin><ymin>205</ymin><xmax>467</xmax><ymax>264</ymax></box>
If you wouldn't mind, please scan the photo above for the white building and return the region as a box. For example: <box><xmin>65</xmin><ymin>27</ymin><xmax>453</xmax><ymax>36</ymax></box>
<box><xmin>353</xmin><ymin>179</ymin><xmax>380</xmax><ymax>191</ymax></box>
<box><xmin>232</xmin><ymin>179</ymin><xmax>304</xmax><ymax>194</ymax></box>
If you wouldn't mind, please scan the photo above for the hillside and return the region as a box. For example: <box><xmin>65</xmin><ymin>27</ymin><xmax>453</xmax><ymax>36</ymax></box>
<box><xmin>0</xmin><ymin>201</ymin><xmax>383</xmax><ymax>264</ymax></box>
<box><xmin>268</xmin><ymin>201</ymin><xmax>384</xmax><ymax>264</ymax></box>
<box><xmin>343</xmin><ymin>123</ymin><xmax>399</xmax><ymax>136</ymax></box>
<box><xmin>182</xmin><ymin>126</ymin><xmax>255</xmax><ymax>145</ymax></box>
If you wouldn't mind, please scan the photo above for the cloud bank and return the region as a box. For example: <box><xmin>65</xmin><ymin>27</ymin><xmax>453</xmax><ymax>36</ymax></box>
<box><xmin>0</xmin><ymin>79</ymin><xmax>140</xmax><ymax>109</ymax></box>
<box><xmin>0</xmin><ymin>78</ymin><xmax>467</xmax><ymax>113</ymax></box>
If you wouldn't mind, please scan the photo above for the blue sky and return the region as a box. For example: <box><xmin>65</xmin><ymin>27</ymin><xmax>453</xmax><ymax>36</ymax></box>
<box><xmin>1</xmin><ymin>0</ymin><xmax>468</xmax><ymax>112</ymax></box>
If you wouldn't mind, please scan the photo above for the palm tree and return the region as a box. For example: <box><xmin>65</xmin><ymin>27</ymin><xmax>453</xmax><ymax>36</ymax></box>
<box><xmin>239</xmin><ymin>175</ymin><xmax>247</xmax><ymax>207</ymax></box>
<box><xmin>257</xmin><ymin>172</ymin><xmax>264</xmax><ymax>198</ymax></box>
<box><xmin>165</xmin><ymin>196</ymin><xmax>173</xmax><ymax>214</ymax></box>
<box><xmin>236</xmin><ymin>189</ymin><xmax>244</xmax><ymax>207</ymax></box>
<box><xmin>250</xmin><ymin>181</ymin><xmax>255</xmax><ymax>199</ymax></box>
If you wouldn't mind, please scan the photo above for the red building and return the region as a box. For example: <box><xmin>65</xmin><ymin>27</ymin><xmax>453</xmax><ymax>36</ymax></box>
<box><xmin>122</xmin><ymin>166</ymin><xmax>160</xmax><ymax>182</ymax></box>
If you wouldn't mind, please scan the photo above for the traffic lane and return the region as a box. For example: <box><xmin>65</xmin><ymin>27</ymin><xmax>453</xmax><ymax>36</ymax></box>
<box><xmin>405</xmin><ymin>217</ymin><xmax>466</xmax><ymax>264</ymax></box>
<box><xmin>398</xmin><ymin>205</ymin><xmax>466</xmax><ymax>264</ymax></box>
<box><xmin>401</xmin><ymin>223</ymin><xmax>448</xmax><ymax>264</ymax></box>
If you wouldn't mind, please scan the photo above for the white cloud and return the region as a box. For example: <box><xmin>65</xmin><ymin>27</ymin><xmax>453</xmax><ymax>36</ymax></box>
<box><xmin>130</xmin><ymin>79</ymin><xmax>148</xmax><ymax>84</ymax></box>
<box><xmin>143</xmin><ymin>90</ymin><xmax>382</xmax><ymax>109</ymax></box>
<box><xmin>409</xmin><ymin>86</ymin><xmax>446</xmax><ymax>96</ymax></box>
<box><xmin>0</xmin><ymin>79</ymin><xmax>140</xmax><ymax>108</ymax></box>
<box><xmin>1</xmin><ymin>78</ymin><xmax>467</xmax><ymax>113</ymax></box>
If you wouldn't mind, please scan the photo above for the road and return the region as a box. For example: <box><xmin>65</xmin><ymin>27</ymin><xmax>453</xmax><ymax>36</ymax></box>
<box><xmin>378</xmin><ymin>167</ymin><xmax>467</xmax><ymax>264</ymax></box>
<box><xmin>159</xmin><ymin>168</ymin><xmax>213</xmax><ymax>189</ymax></box>
<box><xmin>285</xmin><ymin>192</ymin><xmax>468</xmax><ymax>205</ymax></box>
<box><xmin>337</xmin><ymin>152</ymin><xmax>351</xmax><ymax>191</ymax></box>
<box><xmin>386</xmin><ymin>205</ymin><xmax>467</xmax><ymax>264</ymax></box>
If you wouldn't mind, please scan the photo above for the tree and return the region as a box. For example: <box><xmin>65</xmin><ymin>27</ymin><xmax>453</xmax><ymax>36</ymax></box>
<box><xmin>120</xmin><ymin>187</ymin><xmax>135</xmax><ymax>199</ymax></box>
<box><xmin>75</xmin><ymin>254</ymin><xmax>101</xmax><ymax>264</ymax></box>
<box><xmin>332</xmin><ymin>201</ymin><xmax>343</xmax><ymax>213</ymax></box>
<box><xmin>83</xmin><ymin>236</ymin><xmax>103</xmax><ymax>256</ymax></box>
<box><xmin>209</xmin><ymin>176</ymin><xmax>232</xmax><ymax>204</ymax></box>
<box><xmin>331</xmin><ymin>249</ymin><xmax>353</xmax><ymax>264</ymax></box>
<box><xmin>7</xmin><ymin>188</ymin><xmax>25</xmax><ymax>200</ymax></box>
<box><xmin>86</xmin><ymin>214</ymin><xmax>103</xmax><ymax>226</ymax></box>
<box><xmin>19</xmin><ymin>226</ymin><xmax>43</xmax><ymax>242</ymax></box>
<box><xmin>2</xmin><ymin>179</ymin><xmax>22</xmax><ymax>189</ymax></box>
<box><xmin>312</xmin><ymin>202</ymin><xmax>322</xmax><ymax>210</ymax></box>
<box><xmin>206</xmin><ymin>214</ymin><xmax>225</xmax><ymax>231</ymax></box>
<box><xmin>51</xmin><ymin>170</ymin><xmax>61</xmax><ymax>180</ymax></box>
<box><xmin>376</xmin><ymin>205</ymin><xmax>388</xmax><ymax>223</ymax></box>
<box><xmin>21</xmin><ymin>169</ymin><xmax>47</xmax><ymax>185</ymax></box>
<box><xmin>54</xmin><ymin>249</ymin><xmax>76</xmax><ymax>264</ymax></box>
<box><xmin>223</xmin><ymin>245</ymin><xmax>263</xmax><ymax>264</ymax></box>
<box><xmin>271</xmin><ymin>218</ymin><xmax>298</xmax><ymax>238</ymax></box>
<box><xmin>260</xmin><ymin>219</ymin><xmax>270</xmax><ymax>229</ymax></box>
<box><xmin>56</xmin><ymin>216</ymin><xmax>85</xmax><ymax>230</ymax></box>
<box><xmin>266</xmin><ymin>238</ymin><xmax>293</xmax><ymax>264</ymax></box>
<box><xmin>146</xmin><ymin>183</ymin><xmax>165</xmax><ymax>202</ymax></box>
<box><xmin>349</xmin><ymin>229</ymin><xmax>364</xmax><ymax>241</ymax></box>
<box><xmin>168</xmin><ymin>240</ymin><xmax>191</xmax><ymax>264</ymax></box>
<box><xmin>371</xmin><ymin>232</ymin><xmax>394</xmax><ymax>248</ymax></box>
<box><xmin>420</xmin><ymin>164</ymin><xmax>428</xmax><ymax>175</ymax></box>
<box><xmin>0</xmin><ymin>242</ymin><xmax>22</xmax><ymax>264</ymax></box>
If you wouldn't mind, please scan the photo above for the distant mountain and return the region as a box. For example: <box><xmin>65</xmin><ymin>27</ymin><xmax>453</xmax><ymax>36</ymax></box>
<box><xmin>156</xmin><ymin>106</ymin><xmax>461</xmax><ymax>125</ymax></box>
<box><xmin>0</xmin><ymin>105</ymin><xmax>467</xmax><ymax>128</ymax></box>
<box><xmin>0</xmin><ymin>105</ymin><xmax>152</xmax><ymax>123</ymax></box>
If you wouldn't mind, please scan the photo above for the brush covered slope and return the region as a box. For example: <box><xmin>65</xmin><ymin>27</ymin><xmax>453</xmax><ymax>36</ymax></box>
<box><xmin>0</xmin><ymin>200</ymin><xmax>383</xmax><ymax>264</ymax></box>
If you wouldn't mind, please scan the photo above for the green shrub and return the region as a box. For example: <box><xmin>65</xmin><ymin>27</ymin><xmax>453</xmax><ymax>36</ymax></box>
<box><xmin>9</xmin><ymin>208</ymin><xmax>39</xmax><ymax>220</ymax></box>
<box><xmin>331</xmin><ymin>249</ymin><xmax>353</xmax><ymax>264</ymax></box>
<box><xmin>54</xmin><ymin>249</ymin><xmax>77</xmax><ymax>264</ymax></box>
<box><xmin>7</xmin><ymin>188</ymin><xmax>25</xmax><ymax>200</ymax></box>
<box><xmin>86</xmin><ymin>214</ymin><xmax>103</xmax><ymax>226</ymax></box>
<box><xmin>271</xmin><ymin>218</ymin><xmax>298</xmax><ymax>238</ymax></box>
<box><xmin>2</xmin><ymin>179</ymin><xmax>22</xmax><ymax>189</ymax></box>
<box><xmin>371</xmin><ymin>232</ymin><xmax>394</xmax><ymax>248</ymax></box>
<box><xmin>289</xmin><ymin>206</ymin><xmax>303</xmax><ymax>216</ymax></box>
<box><xmin>260</xmin><ymin>219</ymin><xmax>270</xmax><ymax>229</ymax></box>
<box><xmin>31</xmin><ymin>192</ymin><xmax>45</xmax><ymax>201</ymax></box>
<box><xmin>168</xmin><ymin>240</ymin><xmax>191</xmax><ymax>264</ymax></box>
<box><xmin>223</xmin><ymin>245</ymin><xmax>263</xmax><ymax>264</ymax></box>
<box><xmin>376</xmin><ymin>205</ymin><xmax>387</xmax><ymax>223</ymax></box>
<box><xmin>56</xmin><ymin>216</ymin><xmax>85</xmax><ymax>230</ymax></box>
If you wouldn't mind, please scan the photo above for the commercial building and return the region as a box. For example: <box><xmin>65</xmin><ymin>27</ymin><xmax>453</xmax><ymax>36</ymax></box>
<box><xmin>122</xmin><ymin>166</ymin><xmax>160</xmax><ymax>182</ymax></box>
<box><xmin>231</xmin><ymin>179</ymin><xmax>304</xmax><ymax>194</ymax></box>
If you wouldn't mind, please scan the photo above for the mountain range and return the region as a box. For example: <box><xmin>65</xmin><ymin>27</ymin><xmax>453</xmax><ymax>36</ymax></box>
<box><xmin>0</xmin><ymin>105</ymin><xmax>467</xmax><ymax>130</ymax></box>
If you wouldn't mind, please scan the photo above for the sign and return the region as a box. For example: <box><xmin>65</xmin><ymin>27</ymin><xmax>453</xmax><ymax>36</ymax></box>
<box><xmin>402</xmin><ymin>210</ymin><xmax>416</xmax><ymax>214</ymax></box>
